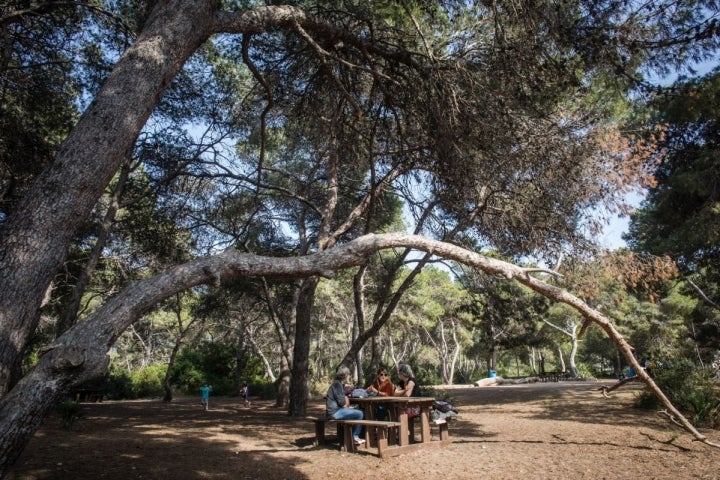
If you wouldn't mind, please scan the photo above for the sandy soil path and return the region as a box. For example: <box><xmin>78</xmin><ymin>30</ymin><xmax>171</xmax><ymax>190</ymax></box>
<box><xmin>7</xmin><ymin>380</ymin><xmax>720</xmax><ymax>480</ymax></box>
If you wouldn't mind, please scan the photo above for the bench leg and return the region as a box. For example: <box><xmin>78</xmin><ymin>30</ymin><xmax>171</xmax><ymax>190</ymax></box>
<box><xmin>375</xmin><ymin>427</ymin><xmax>390</xmax><ymax>458</ymax></box>
<box><xmin>341</xmin><ymin>424</ymin><xmax>357</xmax><ymax>453</ymax></box>
<box><xmin>314</xmin><ymin>421</ymin><xmax>326</xmax><ymax>446</ymax></box>
<box><xmin>439</xmin><ymin>422</ymin><xmax>450</xmax><ymax>441</ymax></box>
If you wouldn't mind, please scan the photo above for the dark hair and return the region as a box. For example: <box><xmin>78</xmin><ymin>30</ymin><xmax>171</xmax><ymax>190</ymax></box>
<box><xmin>398</xmin><ymin>363</ymin><xmax>414</xmax><ymax>378</ymax></box>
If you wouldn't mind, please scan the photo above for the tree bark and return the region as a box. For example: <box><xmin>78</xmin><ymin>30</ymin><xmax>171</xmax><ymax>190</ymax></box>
<box><xmin>57</xmin><ymin>161</ymin><xmax>132</xmax><ymax>337</ymax></box>
<box><xmin>163</xmin><ymin>337</ymin><xmax>182</xmax><ymax>403</ymax></box>
<box><xmin>288</xmin><ymin>277</ymin><xmax>319</xmax><ymax>416</ymax></box>
<box><xmin>0</xmin><ymin>0</ymin><xmax>347</xmax><ymax>397</ymax></box>
<box><xmin>0</xmin><ymin>0</ymin><xmax>220</xmax><ymax>395</ymax></box>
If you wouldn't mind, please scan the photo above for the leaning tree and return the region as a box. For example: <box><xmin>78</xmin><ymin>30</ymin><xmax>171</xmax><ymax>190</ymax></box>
<box><xmin>1</xmin><ymin>1</ymin><xmax>720</xmax><ymax>473</ymax></box>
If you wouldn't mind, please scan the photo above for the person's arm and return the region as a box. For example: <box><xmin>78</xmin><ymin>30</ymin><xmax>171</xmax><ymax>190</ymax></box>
<box><xmin>397</xmin><ymin>380</ymin><xmax>414</xmax><ymax>397</ymax></box>
<box><xmin>328</xmin><ymin>381</ymin><xmax>343</xmax><ymax>411</ymax></box>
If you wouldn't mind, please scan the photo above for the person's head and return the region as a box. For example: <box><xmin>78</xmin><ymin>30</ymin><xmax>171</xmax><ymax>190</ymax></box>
<box><xmin>397</xmin><ymin>363</ymin><xmax>414</xmax><ymax>380</ymax></box>
<box><xmin>377</xmin><ymin>367</ymin><xmax>389</xmax><ymax>382</ymax></box>
<box><xmin>335</xmin><ymin>365</ymin><xmax>351</xmax><ymax>381</ymax></box>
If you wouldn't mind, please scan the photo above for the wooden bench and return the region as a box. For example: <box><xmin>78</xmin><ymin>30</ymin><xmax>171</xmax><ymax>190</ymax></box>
<box><xmin>539</xmin><ymin>371</ymin><xmax>569</xmax><ymax>382</ymax></box>
<box><xmin>335</xmin><ymin>419</ymin><xmax>402</xmax><ymax>458</ymax></box>
<box><xmin>431</xmin><ymin>417</ymin><xmax>452</xmax><ymax>443</ymax></box>
<box><xmin>407</xmin><ymin>415</ymin><xmax>453</xmax><ymax>444</ymax></box>
<box><xmin>306</xmin><ymin>415</ymin><xmax>340</xmax><ymax>446</ymax></box>
<box><xmin>71</xmin><ymin>389</ymin><xmax>104</xmax><ymax>402</ymax></box>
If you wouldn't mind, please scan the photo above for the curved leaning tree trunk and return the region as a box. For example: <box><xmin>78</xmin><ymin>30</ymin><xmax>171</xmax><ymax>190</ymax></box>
<box><xmin>0</xmin><ymin>0</ymin><xmax>325</xmax><ymax>397</ymax></box>
<box><xmin>1</xmin><ymin>233</ymin><xmax>718</xmax><ymax>474</ymax></box>
<box><xmin>0</xmin><ymin>0</ymin><xmax>220</xmax><ymax>396</ymax></box>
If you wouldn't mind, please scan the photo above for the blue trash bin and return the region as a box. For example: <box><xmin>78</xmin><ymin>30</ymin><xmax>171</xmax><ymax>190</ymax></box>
<box><xmin>489</xmin><ymin>370</ymin><xmax>496</xmax><ymax>378</ymax></box>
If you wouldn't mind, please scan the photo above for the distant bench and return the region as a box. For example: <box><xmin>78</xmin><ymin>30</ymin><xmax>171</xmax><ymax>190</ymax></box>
<box><xmin>426</xmin><ymin>416</ymin><xmax>452</xmax><ymax>443</ymax></box>
<box><xmin>307</xmin><ymin>416</ymin><xmax>403</xmax><ymax>458</ymax></box>
<box><xmin>71</xmin><ymin>389</ymin><xmax>104</xmax><ymax>402</ymax></box>
<box><xmin>539</xmin><ymin>371</ymin><xmax>569</xmax><ymax>382</ymax></box>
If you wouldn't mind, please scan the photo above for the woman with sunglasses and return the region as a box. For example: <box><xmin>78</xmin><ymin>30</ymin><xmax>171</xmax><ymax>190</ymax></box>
<box><xmin>365</xmin><ymin>367</ymin><xmax>394</xmax><ymax>420</ymax></box>
<box><xmin>366</xmin><ymin>368</ymin><xmax>395</xmax><ymax>397</ymax></box>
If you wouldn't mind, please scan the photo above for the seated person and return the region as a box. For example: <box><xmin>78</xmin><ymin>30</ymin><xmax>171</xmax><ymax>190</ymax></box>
<box><xmin>326</xmin><ymin>365</ymin><xmax>365</xmax><ymax>445</ymax></box>
<box><xmin>394</xmin><ymin>363</ymin><xmax>420</xmax><ymax>397</ymax></box>
<box><xmin>365</xmin><ymin>367</ymin><xmax>394</xmax><ymax>419</ymax></box>
<box><xmin>394</xmin><ymin>363</ymin><xmax>421</xmax><ymax>419</ymax></box>
<box><xmin>366</xmin><ymin>367</ymin><xmax>395</xmax><ymax>397</ymax></box>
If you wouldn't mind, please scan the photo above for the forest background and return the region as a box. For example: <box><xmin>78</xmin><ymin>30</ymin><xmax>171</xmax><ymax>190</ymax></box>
<box><xmin>1</xmin><ymin>0</ymin><xmax>720</xmax><ymax>475</ymax></box>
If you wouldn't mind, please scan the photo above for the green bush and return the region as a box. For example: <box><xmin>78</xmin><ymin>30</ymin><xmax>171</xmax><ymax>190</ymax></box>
<box><xmin>130</xmin><ymin>364</ymin><xmax>167</xmax><ymax>398</ymax></box>
<box><xmin>574</xmin><ymin>363</ymin><xmax>594</xmax><ymax>379</ymax></box>
<box><xmin>171</xmin><ymin>341</ymin><xmax>238</xmax><ymax>395</ymax></box>
<box><xmin>247</xmin><ymin>379</ymin><xmax>276</xmax><ymax>400</ymax></box>
<box><xmin>309</xmin><ymin>373</ymin><xmax>330</xmax><ymax>396</ymax></box>
<box><xmin>635</xmin><ymin>365</ymin><xmax>720</xmax><ymax>429</ymax></box>
<box><xmin>103</xmin><ymin>368</ymin><xmax>135</xmax><ymax>399</ymax></box>
<box><xmin>57</xmin><ymin>399</ymin><xmax>83</xmax><ymax>428</ymax></box>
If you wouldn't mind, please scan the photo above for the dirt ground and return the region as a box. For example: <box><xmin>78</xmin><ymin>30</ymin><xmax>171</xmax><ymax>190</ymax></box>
<box><xmin>7</xmin><ymin>380</ymin><xmax>720</xmax><ymax>480</ymax></box>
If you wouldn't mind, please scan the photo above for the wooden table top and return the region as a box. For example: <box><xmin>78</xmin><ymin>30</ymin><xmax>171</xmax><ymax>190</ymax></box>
<box><xmin>350</xmin><ymin>396</ymin><xmax>434</xmax><ymax>405</ymax></box>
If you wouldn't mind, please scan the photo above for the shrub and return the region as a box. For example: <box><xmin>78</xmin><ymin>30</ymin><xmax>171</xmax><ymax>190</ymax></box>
<box><xmin>635</xmin><ymin>365</ymin><xmax>720</xmax><ymax>429</ymax></box>
<box><xmin>171</xmin><ymin>341</ymin><xmax>237</xmax><ymax>395</ymax></box>
<box><xmin>57</xmin><ymin>399</ymin><xmax>83</xmax><ymax>429</ymax></box>
<box><xmin>414</xmin><ymin>365</ymin><xmax>441</xmax><ymax>386</ymax></box>
<box><xmin>574</xmin><ymin>363</ymin><xmax>594</xmax><ymax>379</ymax></box>
<box><xmin>247</xmin><ymin>379</ymin><xmax>276</xmax><ymax>400</ymax></box>
<box><xmin>129</xmin><ymin>364</ymin><xmax>167</xmax><ymax>398</ymax></box>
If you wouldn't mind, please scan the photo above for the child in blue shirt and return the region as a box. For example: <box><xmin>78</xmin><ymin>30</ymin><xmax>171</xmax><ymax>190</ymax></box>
<box><xmin>199</xmin><ymin>384</ymin><xmax>212</xmax><ymax>411</ymax></box>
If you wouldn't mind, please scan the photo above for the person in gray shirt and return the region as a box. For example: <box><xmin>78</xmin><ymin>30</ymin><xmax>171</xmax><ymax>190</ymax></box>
<box><xmin>326</xmin><ymin>365</ymin><xmax>365</xmax><ymax>445</ymax></box>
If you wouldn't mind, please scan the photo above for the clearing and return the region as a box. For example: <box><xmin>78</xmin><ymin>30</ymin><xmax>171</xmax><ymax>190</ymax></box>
<box><xmin>7</xmin><ymin>380</ymin><xmax>720</xmax><ymax>479</ymax></box>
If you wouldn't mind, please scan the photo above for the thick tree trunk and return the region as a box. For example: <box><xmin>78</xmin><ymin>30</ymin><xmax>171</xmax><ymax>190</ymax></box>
<box><xmin>273</xmin><ymin>282</ymin><xmax>297</xmax><ymax>407</ymax></box>
<box><xmin>57</xmin><ymin>161</ymin><xmax>131</xmax><ymax>337</ymax></box>
<box><xmin>163</xmin><ymin>339</ymin><xmax>182</xmax><ymax>403</ymax></box>
<box><xmin>0</xmin><ymin>0</ymin><xmax>219</xmax><ymax>395</ymax></box>
<box><xmin>234</xmin><ymin>316</ymin><xmax>247</xmax><ymax>396</ymax></box>
<box><xmin>288</xmin><ymin>277</ymin><xmax>319</xmax><ymax>416</ymax></box>
<box><xmin>0</xmin><ymin>0</ymin><xmax>325</xmax><ymax>397</ymax></box>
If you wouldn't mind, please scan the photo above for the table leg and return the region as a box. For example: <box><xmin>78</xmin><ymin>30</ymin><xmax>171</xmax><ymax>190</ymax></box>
<box><xmin>398</xmin><ymin>411</ymin><xmax>409</xmax><ymax>446</ymax></box>
<box><xmin>419</xmin><ymin>406</ymin><xmax>431</xmax><ymax>443</ymax></box>
<box><xmin>363</xmin><ymin>405</ymin><xmax>374</xmax><ymax>447</ymax></box>
<box><xmin>386</xmin><ymin>406</ymin><xmax>398</xmax><ymax>445</ymax></box>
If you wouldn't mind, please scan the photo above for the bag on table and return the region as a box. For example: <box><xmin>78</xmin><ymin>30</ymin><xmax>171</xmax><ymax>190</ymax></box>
<box><xmin>350</xmin><ymin>388</ymin><xmax>369</xmax><ymax>398</ymax></box>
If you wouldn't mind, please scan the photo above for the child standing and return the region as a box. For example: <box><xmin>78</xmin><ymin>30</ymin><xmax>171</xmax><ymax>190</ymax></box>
<box><xmin>240</xmin><ymin>381</ymin><xmax>251</xmax><ymax>406</ymax></box>
<box><xmin>199</xmin><ymin>384</ymin><xmax>212</xmax><ymax>411</ymax></box>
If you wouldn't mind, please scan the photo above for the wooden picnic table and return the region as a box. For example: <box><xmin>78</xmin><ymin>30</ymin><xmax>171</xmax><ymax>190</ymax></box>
<box><xmin>350</xmin><ymin>396</ymin><xmax>449</xmax><ymax>453</ymax></box>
